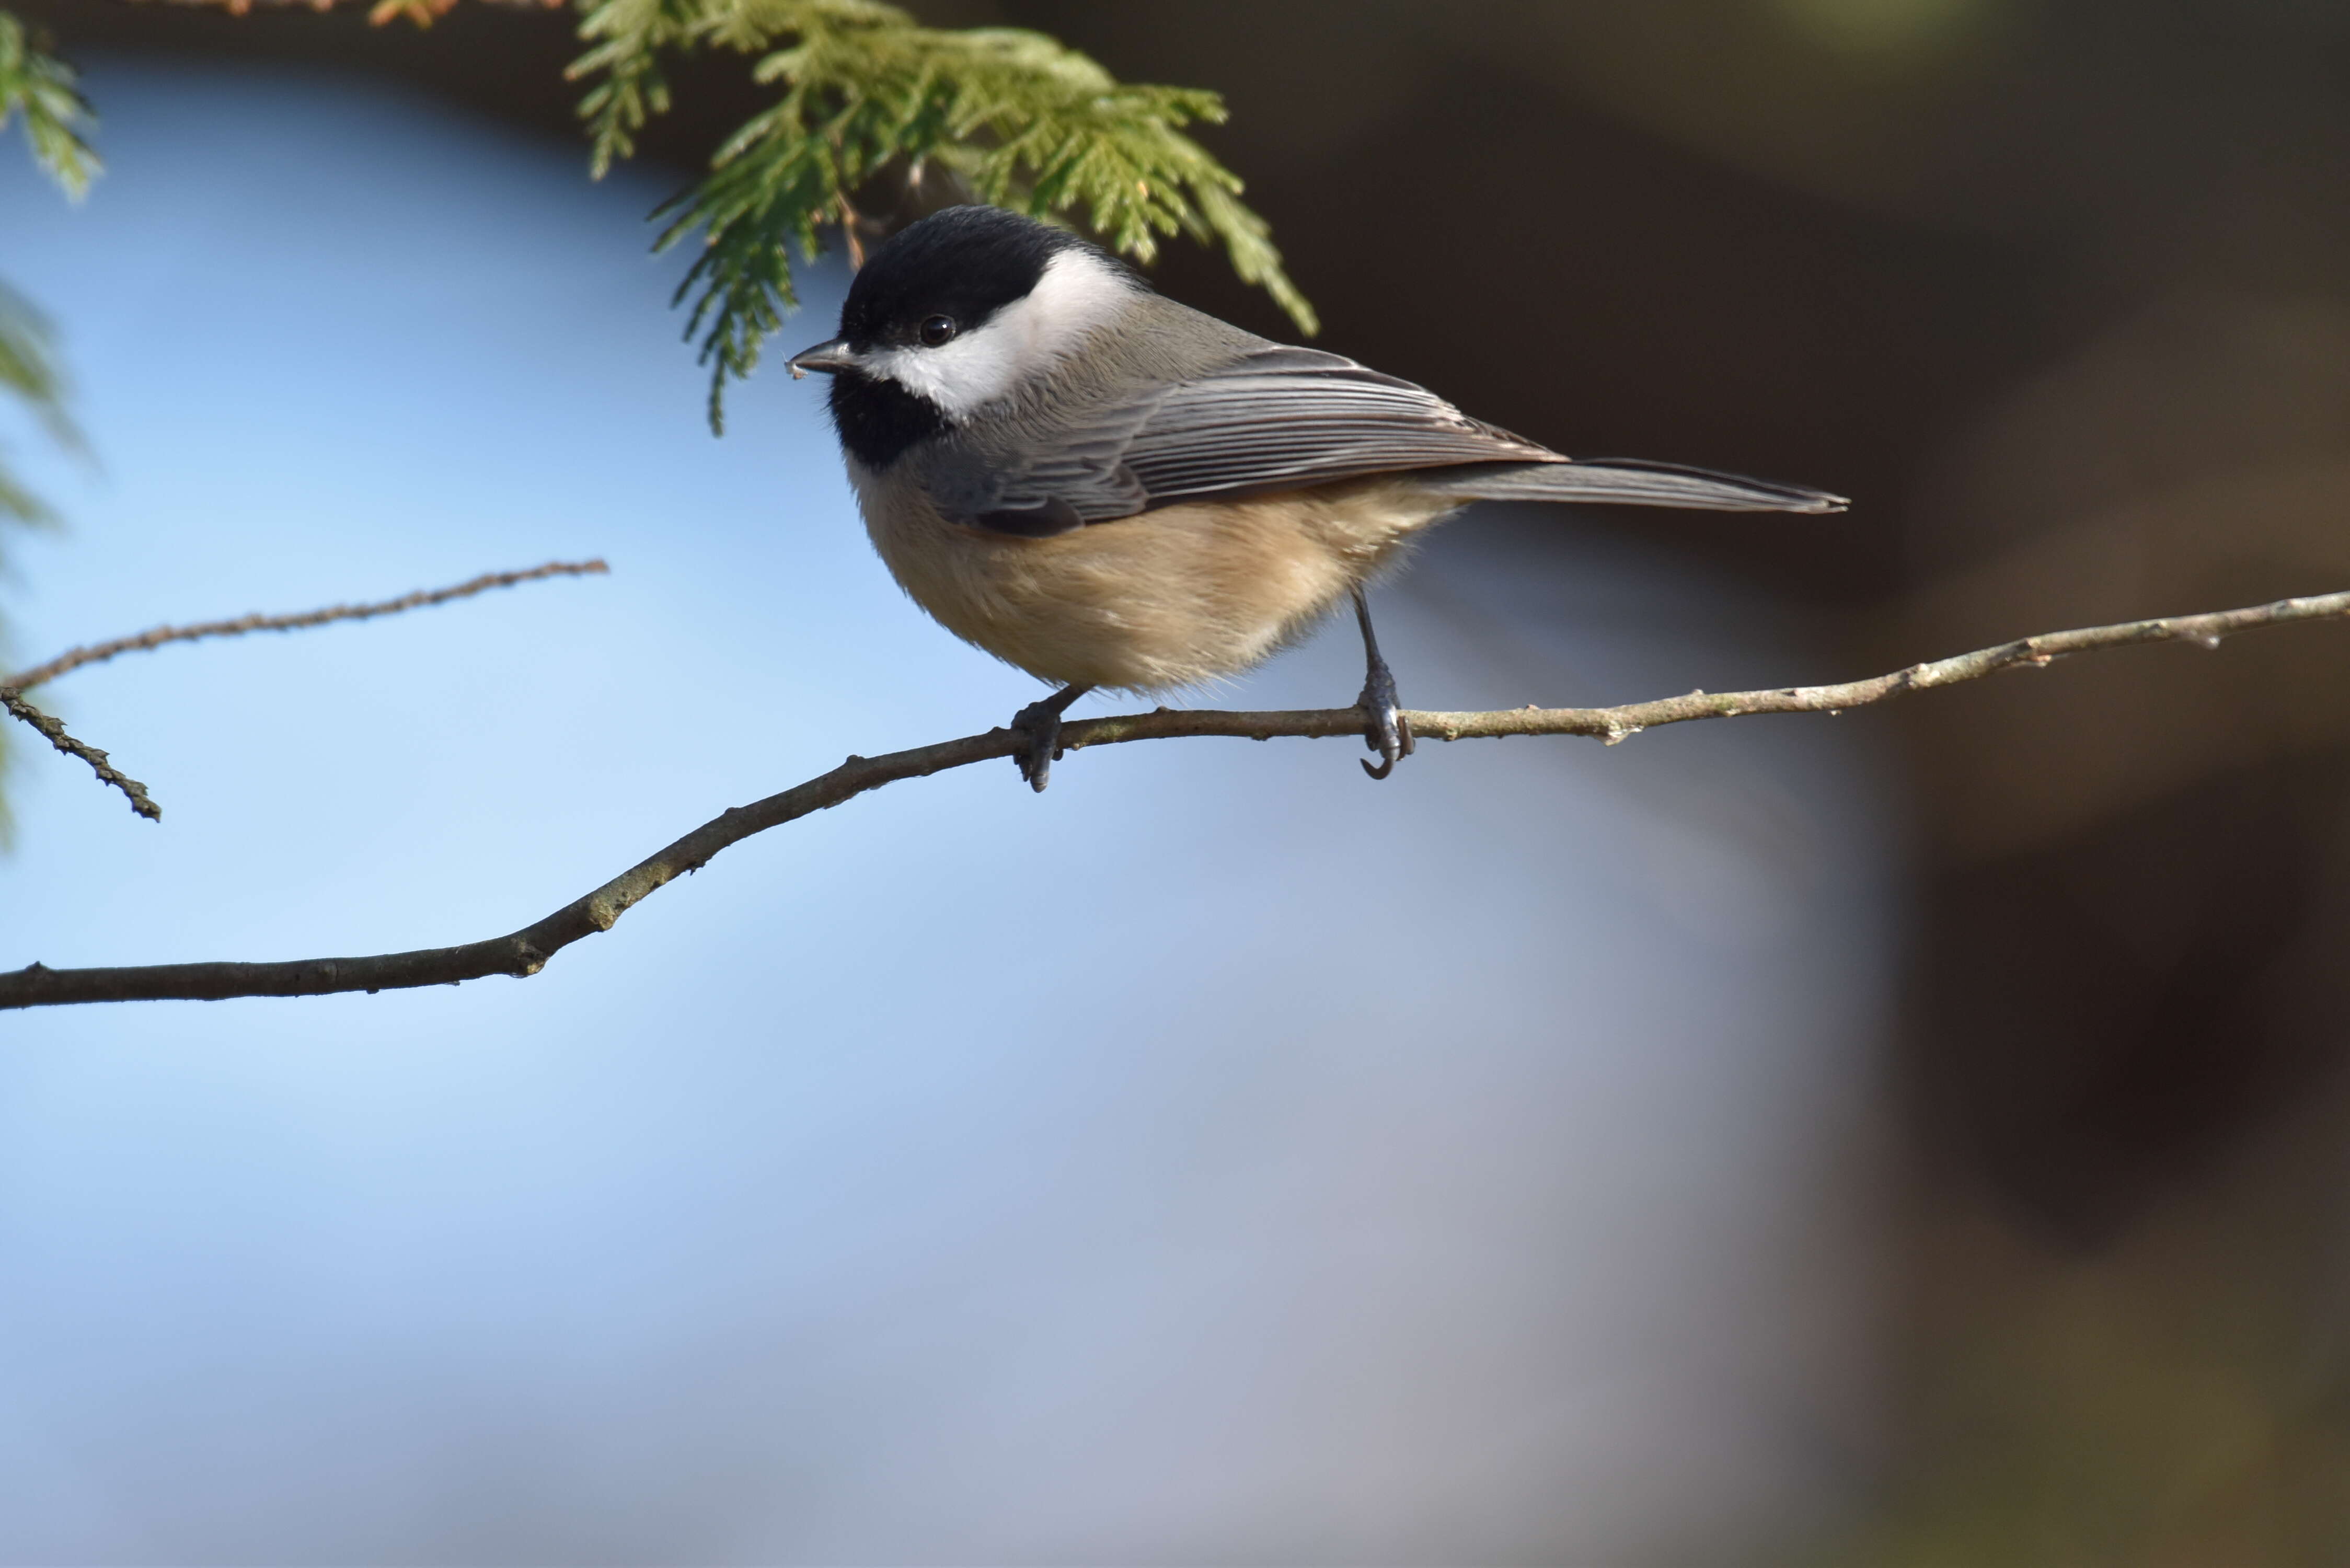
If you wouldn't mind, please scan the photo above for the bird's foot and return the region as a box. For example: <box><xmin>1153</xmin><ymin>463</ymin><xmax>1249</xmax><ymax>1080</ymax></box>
<box><xmin>1356</xmin><ymin>660</ymin><xmax>1415</xmax><ymax>781</ymax></box>
<box><xmin>1010</xmin><ymin>686</ymin><xmax>1089</xmax><ymax>792</ymax></box>
<box><xmin>1011</xmin><ymin>699</ymin><xmax>1066</xmax><ymax>792</ymax></box>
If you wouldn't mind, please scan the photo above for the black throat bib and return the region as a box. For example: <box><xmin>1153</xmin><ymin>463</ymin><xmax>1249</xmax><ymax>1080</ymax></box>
<box><xmin>828</xmin><ymin>371</ymin><xmax>950</xmax><ymax>471</ymax></box>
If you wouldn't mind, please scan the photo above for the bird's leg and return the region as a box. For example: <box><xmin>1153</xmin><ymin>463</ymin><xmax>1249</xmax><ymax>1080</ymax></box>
<box><xmin>1352</xmin><ymin>586</ymin><xmax>1414</xmax><ymax>781</ymax></box>
<box><xmin>1010</xmin><ymin>683</ymin><xmax>1093</xmax><ymax>793</ymax></box>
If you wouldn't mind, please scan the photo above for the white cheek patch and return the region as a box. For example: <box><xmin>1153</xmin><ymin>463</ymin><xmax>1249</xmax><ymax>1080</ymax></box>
<box><xmin>861</xmin><ymin>247</ymin><xmax>1137</xmax><ymax>421</ymax></box>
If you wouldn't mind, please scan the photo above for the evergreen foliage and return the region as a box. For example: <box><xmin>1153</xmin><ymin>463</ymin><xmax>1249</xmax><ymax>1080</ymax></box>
<box><xmin>570</xmin><ymin>0</ymin><xmax>1318</xmax><ymax>430</ymax></box>
<box><xmin>0</xmin><ymin>9</ymin><xmax>90</xmax><ymax>531</ymax></box>
<box><xmin>0</xmin><ymin>280</ymin><xmax>74</xmax><ymax>530</ymax></box>
<box><xmin>1</xmin><ymin>10</ymin><xmax>95</xmax><ymax>821</ymax></box>
<box><xmin>0</xmin><ymin>11</ymin><xmax>98</xmax><ymax>197</ymax></box>
<box><xmin>0</xmin><ymin>0</ymin><xmax>1315</xmax><ymax>820</ymax></box>
<box><xmin>3</xmin><ymin>0</ymin><xmax>1316</xmax><ymax>434</ymax></box>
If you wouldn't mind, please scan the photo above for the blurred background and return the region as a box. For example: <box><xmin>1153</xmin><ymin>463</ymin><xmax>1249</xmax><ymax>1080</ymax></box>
<box><xmin>4</xmin><ymin>0</ymin><xmax>2349</xmax><ymax>1561</ymax></box>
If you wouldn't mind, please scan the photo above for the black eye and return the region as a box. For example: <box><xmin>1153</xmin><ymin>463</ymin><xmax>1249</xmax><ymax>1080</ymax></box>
<box><xmin>918</xmin><ymin>314</ymin><xmax>958</xmax><ymax>347</ymax></box>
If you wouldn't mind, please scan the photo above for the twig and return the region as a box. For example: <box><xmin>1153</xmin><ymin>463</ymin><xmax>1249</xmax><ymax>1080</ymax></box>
<box><xmin>3</xmin><ymin>560</ymin><xmax>604</xmax><ymax>821</ymax></box>
<box><xmin>837</xmin><ymin>191</ymin><xmax>868</xmax><ymax>270</ymax></box>
<box><xmin>6</xmin><ymin>587</ymin><xmax>2345</xmax><ymax>1011</ymax></box>
<box><xmin>0</xmin><ymin>687</ymin><xmax>160</xmax><ymax>822</ymax></box>
<box><xmin>4</xmin><ymin>559</ymin><xmax>609</xmax><ymax>693</ymax></box>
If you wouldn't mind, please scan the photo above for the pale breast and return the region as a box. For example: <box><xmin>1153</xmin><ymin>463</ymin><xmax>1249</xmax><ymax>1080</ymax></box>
<box><xmin>848</xmin><ymin>463</ymin><xmax>1464</xmax><ymax>693</ymax></box>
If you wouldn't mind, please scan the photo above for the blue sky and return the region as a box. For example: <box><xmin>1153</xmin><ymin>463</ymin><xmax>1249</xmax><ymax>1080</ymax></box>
<box><xmin>1</xmin><ymin>60</ymin><xmax>1898</xmax><ymax>1563</ymax></box>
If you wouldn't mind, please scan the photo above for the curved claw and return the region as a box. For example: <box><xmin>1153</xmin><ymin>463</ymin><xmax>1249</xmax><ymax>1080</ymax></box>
<box><xmin>1350</xmin><ymin>586</ymin><xmax>1414</xmax><ymax>783</ymax></box>
<box><xmin>1357</xmin><ymin>674</ymin><xmax>1415</xmax><ymax>783</ymax></box>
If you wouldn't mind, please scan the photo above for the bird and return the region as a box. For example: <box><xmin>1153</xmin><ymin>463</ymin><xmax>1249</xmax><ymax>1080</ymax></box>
<box><xmin>786</xmin><ymin>204</ymin><xmax>1845</xmax><ymax>790</ymax></box>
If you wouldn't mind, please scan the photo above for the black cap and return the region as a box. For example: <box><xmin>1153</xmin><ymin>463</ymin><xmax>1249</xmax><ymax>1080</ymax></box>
<box><xmin>836</xmin><ymin>205</ymin><xmax>1137</xmax><ymax>351</ymax></box>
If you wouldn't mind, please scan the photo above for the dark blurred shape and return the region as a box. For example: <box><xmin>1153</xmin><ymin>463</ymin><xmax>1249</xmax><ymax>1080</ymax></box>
<box><xmin>26</xmin><ymin>0</ymin><xmax>2350</xmax><ymax>1557</ymax></box>
<box><xmin>1916</xmin><ymin>759</ymin><xmax>2346</xmax><ymax>1242</ymax></box>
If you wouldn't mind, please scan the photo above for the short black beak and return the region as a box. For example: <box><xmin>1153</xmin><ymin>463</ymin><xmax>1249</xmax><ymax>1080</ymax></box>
<box><xmin>787</xmin><ymin>338</ymin><xmax>858</xmax><ymax>377</ymax></box>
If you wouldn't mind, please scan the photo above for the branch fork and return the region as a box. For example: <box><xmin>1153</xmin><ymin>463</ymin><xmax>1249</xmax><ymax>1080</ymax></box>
<box><xmin>6</xmin><ymin>585</ymin><xmax>2347</xmax><ymax>1010</ymax></box>
<box><xmin>0</xmin><ymin>560</ymin><xmax>608</xmax><ymax>821</ymax></box>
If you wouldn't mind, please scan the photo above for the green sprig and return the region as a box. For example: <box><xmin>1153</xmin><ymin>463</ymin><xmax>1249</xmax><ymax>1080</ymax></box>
<box><xmin>0</xmin><ymin>5</ymin><xmax>93</xmax><ymax>837</ymax></box>
<box><xmin>570</xmin><ymin>0</ymin><xmax>1317</xmax><ymax>431</ymax></box>
<box><xmin>0</xmin><ymin>11</ymin><xmax>98</xmax><ymax>198</ymax></box>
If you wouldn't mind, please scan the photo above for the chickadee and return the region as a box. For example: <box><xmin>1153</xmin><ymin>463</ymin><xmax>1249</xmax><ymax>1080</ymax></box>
<box><xmin>788</xmin><ymin>205</ymin><xmax>1844</xmax><ymax>789</ymax></box>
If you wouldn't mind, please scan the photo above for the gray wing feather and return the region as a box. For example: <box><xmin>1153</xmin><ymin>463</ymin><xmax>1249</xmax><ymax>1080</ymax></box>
<box><xmin>1113</xmin><ymin>349</ymin><xmax>1559</xmax><ymax>509</ymax></box>
<box><xmin>927</xmin><ymin>345</ymin><xmax>1845</xmax><ymax>525</ymax></box>
<box><xmin>930</xmin><ymin>347</ymin><xmax>1562</xmax><ymax>525</ymax></box>
<box><xmin>1418</xmin><ymin>457</ymin><xmax>1847</xmax><ymax>513</ymax></box>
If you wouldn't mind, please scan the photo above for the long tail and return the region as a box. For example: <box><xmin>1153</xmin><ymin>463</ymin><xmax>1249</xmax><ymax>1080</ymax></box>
<box><xmin>1420</xmin><ymin>457</ymin><xmax>1846</xmax><ymax>513</ymax></box>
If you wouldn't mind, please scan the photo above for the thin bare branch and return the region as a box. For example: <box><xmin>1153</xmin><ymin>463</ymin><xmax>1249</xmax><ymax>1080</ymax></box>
<box><xmin>1</xmin><ymin>687</ymin><xmax>159</xmax><ymax>821</ymax></box>
<box><xmin>5</xmin><ymin>559</ymin><xmax>610</xmax><ymax>693</ymax></box>
<box><xmin>4</xmin><ymin>561</ymin><xmax>604</xmax><ymax>821</ymax></box>
<box><xmin>7</xmin><ymin>586</ymin><xmax>2346</xmax><ymax>1011</ymax></box>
